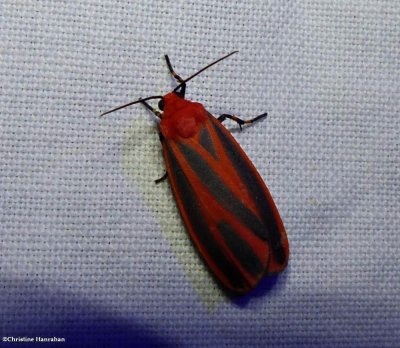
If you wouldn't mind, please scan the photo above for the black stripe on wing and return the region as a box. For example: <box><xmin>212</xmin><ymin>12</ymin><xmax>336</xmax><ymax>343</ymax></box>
<box><xmin>165</xmin><ymin>143</ymin><xmax>246</xmax><ymax>289</ymax></box>
<box><xmin>211</xmin><ymin>120</ymin><xmax>287</xmax><ymax>266</ymax></box>
<box><xmin>218</xmin><ymin>221</ymin><xmax>264</xmax><ymax>276</ymax></box>
<box><xmin>198</xmin><ymin>127</ymin><xmax>218</xmax><ymax>160</ymax></box>
<box><xmin>176</xmin><ymin>142</ymin><xmax>267</xmax><ymax>241</ymax></box>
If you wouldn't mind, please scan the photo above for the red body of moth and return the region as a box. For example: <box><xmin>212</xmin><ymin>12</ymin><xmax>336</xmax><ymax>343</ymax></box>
<box><xmin>102</xmin><ymin>52</ymin><xmax>289</xmax><ymax>294</ymax></box>
<box><xmin>158</xmin><ymin>92</ymin><xmax>289</xmax><ymax>294</ymax></box>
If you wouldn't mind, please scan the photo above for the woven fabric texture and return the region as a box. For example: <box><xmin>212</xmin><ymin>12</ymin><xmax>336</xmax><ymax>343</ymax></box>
<box><xmin>1</xmin><ymin>1</ymin><xmax>399</xmax><ymax>347</ymax></box>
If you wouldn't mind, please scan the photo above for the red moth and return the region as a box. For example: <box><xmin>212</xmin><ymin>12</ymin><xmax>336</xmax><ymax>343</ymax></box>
<box><xmin>101</xmin><ymin>52</ymin><xmax>289</xmax><ymax>294</ymax></box>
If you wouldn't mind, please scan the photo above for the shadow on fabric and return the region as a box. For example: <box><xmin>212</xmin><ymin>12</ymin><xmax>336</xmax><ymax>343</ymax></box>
<box><xmin>1</xmin><ymin>276</ymin><xmax>176</xmax><ymax>348</ymax></box>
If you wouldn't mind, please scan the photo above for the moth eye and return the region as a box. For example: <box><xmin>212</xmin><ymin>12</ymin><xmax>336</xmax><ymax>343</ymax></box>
<box><xmin>158</xmin><ymin>99</ymin><xmax>164</xmax><ymax>111</ymax></box>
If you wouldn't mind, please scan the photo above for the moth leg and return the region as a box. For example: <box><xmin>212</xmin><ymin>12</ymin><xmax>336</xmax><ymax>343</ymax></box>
<box><xmin>140</xmin><ymin>99</ymin><xmax>162</xmax><ymax>118</ymax></box>
<box><xmin>164</xmin><ymin>55</ymin><xmax>186</xmax><ymax>98</ymax></box>
<box><xmin>155</xmin><ymin>171</ymin><xmax>168</xmax><ymax>184</ymax></box>
<box><xmin>218</xmin><ymin>113</ymin><xmax>268</xmax><ymax>130</ymax></box>
<box><xmin>154</xmin><ymin>132</ymin><xmax>168</xmax><ymax>183</ymax></box>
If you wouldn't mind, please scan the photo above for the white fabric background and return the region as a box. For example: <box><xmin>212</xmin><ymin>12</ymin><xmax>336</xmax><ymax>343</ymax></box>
<box><xmin>1</xmin><ymin>1</ymin><xmax>399</xmax><ymax>347</ymax></box>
